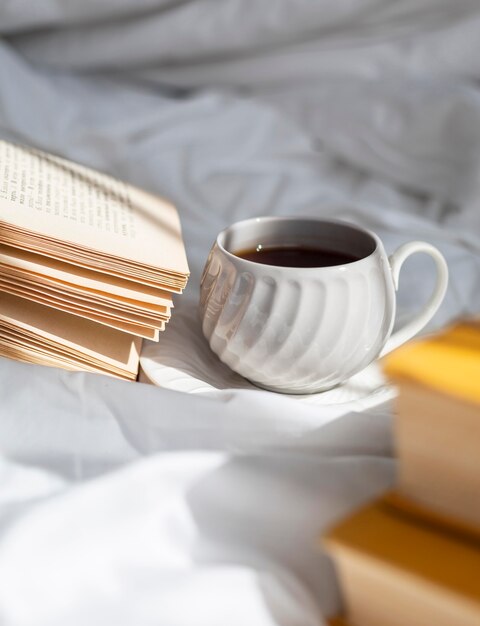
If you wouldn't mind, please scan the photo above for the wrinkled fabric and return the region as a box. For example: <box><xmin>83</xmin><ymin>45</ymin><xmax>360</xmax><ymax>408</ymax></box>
<box><xmin>0</xmin><ymin>1</ymin><xmax>479</xmax><ymax>624</ymax></box>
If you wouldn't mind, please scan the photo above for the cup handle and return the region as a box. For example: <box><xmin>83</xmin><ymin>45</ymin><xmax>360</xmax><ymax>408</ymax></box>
<box><xmin>380</xmin><ymin>241</ymin><xmax>449</xmax><ymax>357</ymax></box>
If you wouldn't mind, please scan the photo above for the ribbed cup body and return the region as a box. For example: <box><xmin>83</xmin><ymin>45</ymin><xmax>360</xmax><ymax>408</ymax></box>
<box><xmin>200</xmin><ymin>218</ymin><xmax>396</xmax><ymax>394</ymax></box>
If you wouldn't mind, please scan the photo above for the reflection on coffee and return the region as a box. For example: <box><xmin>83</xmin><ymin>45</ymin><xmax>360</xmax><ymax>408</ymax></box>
<box><xmin>235</xmin><ymin>245</ymin><xmax>360</xmax><ymax>268</ymax></box>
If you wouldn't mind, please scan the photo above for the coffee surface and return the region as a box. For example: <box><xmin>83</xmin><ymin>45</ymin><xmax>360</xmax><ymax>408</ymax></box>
<box><xmin>235</xmin><ymin>245</ymin><xmax>360</xmax><ymax>268</ymax></box>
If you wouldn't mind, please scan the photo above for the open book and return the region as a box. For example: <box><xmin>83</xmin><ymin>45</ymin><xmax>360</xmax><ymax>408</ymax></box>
<box><xmin>0</xmin><ymin>140</ymin><xmax>189</xmax><ymax>379</ymax></box>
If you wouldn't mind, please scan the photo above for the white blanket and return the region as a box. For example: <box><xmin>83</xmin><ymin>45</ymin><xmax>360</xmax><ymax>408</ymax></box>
<box><xmin>0</xmin><ymin>2</ymin><xmax>479</xmax><ymax>624</ymax></box>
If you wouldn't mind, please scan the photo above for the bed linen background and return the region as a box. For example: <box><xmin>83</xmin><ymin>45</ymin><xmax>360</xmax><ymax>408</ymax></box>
<box><xmin>0</xmin><ymin>1</ymin><xmax>479</xmax><ymax>624</ymax></box>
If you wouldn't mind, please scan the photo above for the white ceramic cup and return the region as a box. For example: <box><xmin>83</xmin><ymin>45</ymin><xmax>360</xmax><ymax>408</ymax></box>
<box><xmin>199</xmin><ymin>217</ymin><xmax>448</xmax><ymax>394</ymax></box>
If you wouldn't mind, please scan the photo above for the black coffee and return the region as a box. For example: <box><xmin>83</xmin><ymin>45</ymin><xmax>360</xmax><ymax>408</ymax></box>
<box><xmin>235</xmin><ymin>245</ymin><xmax>360</xmax><ymax>268</ymax></box>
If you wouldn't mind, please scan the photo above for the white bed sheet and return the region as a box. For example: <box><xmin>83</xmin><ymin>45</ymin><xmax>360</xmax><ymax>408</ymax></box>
<box><xmin>0</xmin><ymin>2</ymin><xmax>479</xmax><ymax>624</ymax></box>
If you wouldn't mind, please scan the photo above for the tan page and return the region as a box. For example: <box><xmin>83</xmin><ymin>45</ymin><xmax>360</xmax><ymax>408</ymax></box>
<box><xmin>0</xmin><ymin>263</ymin><xmax>172</xmax><ymax>317</ymax></box>
<box><xmin>0</xmin><ymin>292</ymin><xmax>141</xmax><ymax>371</ymax></box>
<box><xmin>0</xmin><ymin>272</ymin><xmax>168</xmax><ymax>324</ymax></box>
<box><xmin>0</xmin><ymin>141</ymin><xmax>189</xmax><ymax>276</ymax></box>
<box><xmin>0</xmin><ymin>244</ymin><xmax>173</xmax><ymax>306</ymax></box>
<box><xmin>0</xmin><ymin>322</ymin><xmax>137</xmax><ymax>375</ymax></box>
<box><xmin>0</xmin><ymin>338</ymin><xmax>136</xmax><ymax>379</ymax></box>
<box><xmin>0</xmin><ymin>280</ymin><xmax>161</xmax><ymax>339</ymax></box>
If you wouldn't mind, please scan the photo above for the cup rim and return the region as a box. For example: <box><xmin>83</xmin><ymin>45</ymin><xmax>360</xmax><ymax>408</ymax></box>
<box><xmin>216</xmin><ymin>216</ymin><xmax>382</xmax><ymax>272</ymax></box>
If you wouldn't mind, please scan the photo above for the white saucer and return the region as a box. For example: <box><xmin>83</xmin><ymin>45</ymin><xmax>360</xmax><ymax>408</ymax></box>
<box><xmin>140</xmin><ymin>309</ymin><xmax>396</xmax><ymax>413</ymax></box>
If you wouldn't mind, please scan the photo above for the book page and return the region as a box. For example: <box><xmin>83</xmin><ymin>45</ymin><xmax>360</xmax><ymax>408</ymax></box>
<box><xmin>0</xmin><ymin>279</ymin><xmax>161</xmax><ymax>339</ymax></box>
<box><xmin>0</xmin><ymin>265</ymin><xmax>170</xmax><ymax>317</ymax></box>
<box><xmin>0</xmin><ymin>141</ymin><xmax>189</xmax><ymax>275</ymax></box>
<box><xmin>0</xmin><ymin>292</ymin><xmax>141</xmax><ymax>371</ymax></box>
<box><xmin>0</xmin><ymin>332</ymin><xmax>136</xmax><ymax>379</ymax></box>
<box><xmin>0</xmin><ymin>244</ymin><xmax>173</xmax><ymax>306</ymax></box>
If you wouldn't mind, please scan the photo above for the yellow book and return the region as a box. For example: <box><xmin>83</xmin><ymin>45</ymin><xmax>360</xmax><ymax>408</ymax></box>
<box><xmin>323</xmin><ymin>498</ymin><xmax>480</xmax><ymax>626</ymax></box>
<box><xmin>383</xmin><ymin>321</ymin><xmax>480</xmax><ymax>533</ymax></box>
<box><xmin>383</xmin><ymin>320</ymin><xmax>480</xmax><ymax>405</ymax></box>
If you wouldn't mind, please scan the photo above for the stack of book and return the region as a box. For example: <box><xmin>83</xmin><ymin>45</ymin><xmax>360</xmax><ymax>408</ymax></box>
<box><xmin>0</xmin><ymin>140</ymin><xmax>189</xmax><ymax>380</ymax></box>
<box><xmin>323</xmin><ymin>321</ymin><xmax>480</xmax><ymax>626</ymax></box>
